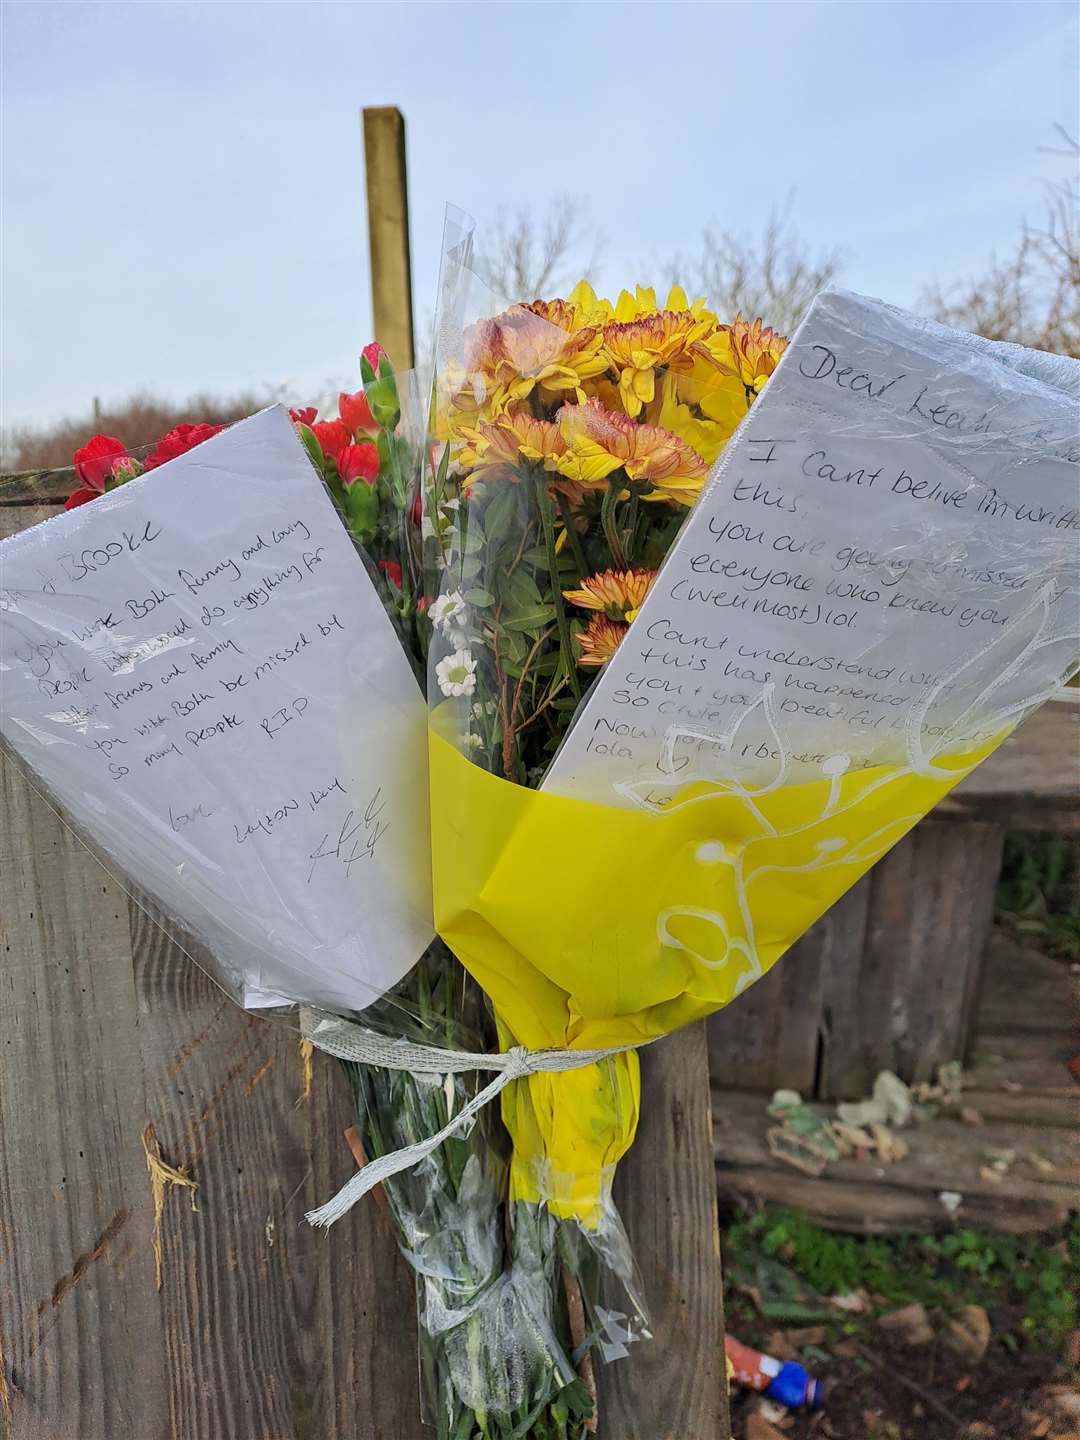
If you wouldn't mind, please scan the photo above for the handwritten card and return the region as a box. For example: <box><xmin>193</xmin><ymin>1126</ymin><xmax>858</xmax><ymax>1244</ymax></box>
<box><xmin>0</xmin><ymin>407</ymin><xmax>433</xmax><ymax>1010</ymax></box>
<box><xmin>545</xmin><ymin>291</ymin><xmax>1080</xmax><ymax>808</ymax></box>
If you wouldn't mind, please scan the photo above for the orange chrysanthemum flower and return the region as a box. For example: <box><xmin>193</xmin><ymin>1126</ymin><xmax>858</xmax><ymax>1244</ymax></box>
<box><xmin>601</xmin><ymin>309</ymin><xmax>714</xmax><ymax>418</ymax></box>
<box><xmin>555</xmin><ymin>397</ymin><xmax>708</xmax><ymax>504</ymax></box>
<box><xmin>522</xmin><ymin>298</ymin><xmax>578</xmax><ymax>332</ymax></box>
<box><xmin>700</xmin><ymin>316</ymin><xmax>789</xmax><ymax>394</ymax></box>
<box><xmin>457</xmin><ymin>407</ymin><xmax>567</xmax><ymax>486</ymax></box>
<box><xmin>576</xmin><ymin>615</ymin><xmax>628</xmax><ymax>668</ymax></box>
<box><xmin>564</xmin><ymin>568</ymin><xmax>658</xmax><ymax>623</ymax></box>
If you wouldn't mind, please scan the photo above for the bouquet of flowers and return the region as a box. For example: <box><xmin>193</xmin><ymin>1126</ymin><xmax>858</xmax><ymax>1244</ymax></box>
<box><xmin>30</xmin><ymin>217</ymin><xmax>1078</xmax><ymax>1440</ymax></box>
<box><xmin>50</xmin><ymin>285</ymin><xmax>788</xmax><ymax>1432</ymax></box>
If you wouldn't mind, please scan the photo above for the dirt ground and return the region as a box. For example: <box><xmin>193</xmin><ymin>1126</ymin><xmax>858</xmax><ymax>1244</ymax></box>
<box><xmin>729</xmin><ymin>1330</ymin><xmax>1074</xmax><ymax>1439</ymax></box>
<box><xmin>728</xmin><ymin>1327</ymin><xmax>1079</xmax><ymax>1439</ymax></box>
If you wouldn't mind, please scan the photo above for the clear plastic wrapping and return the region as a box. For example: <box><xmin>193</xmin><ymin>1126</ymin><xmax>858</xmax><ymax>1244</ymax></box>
<box><xmin>420</xmin><ymin>210</ymin><xmax>1079</xmax><ymax>1414</ymax></box>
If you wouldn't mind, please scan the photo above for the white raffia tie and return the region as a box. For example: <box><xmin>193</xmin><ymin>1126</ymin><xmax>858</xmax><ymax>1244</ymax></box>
<box><xmin>300</xmin><ymin>1007</ymin><xmax>631</xmax><ymax>1230</ymax></box>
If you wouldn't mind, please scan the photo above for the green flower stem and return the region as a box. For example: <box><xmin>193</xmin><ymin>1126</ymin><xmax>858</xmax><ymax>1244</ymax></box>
<box><xmin>533</xmin><ymin>470</ymin><xmax>580</xmax><ymax>702</ymax></box>
<box><xmin>554</xmin><ymin>489</ymin><xmax>589</xmax><ymax>583</ymax></box>
<box><xmin>600</xmin><ymin>476</ymin><xmax>628</xmax><ymax>570</ymax></box>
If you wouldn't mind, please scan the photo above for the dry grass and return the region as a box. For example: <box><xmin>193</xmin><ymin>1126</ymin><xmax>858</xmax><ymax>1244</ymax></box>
<box><xmin>2</xmin><ymin>389</ymin><xmax>271</xmax><ymax>473</ymax></box>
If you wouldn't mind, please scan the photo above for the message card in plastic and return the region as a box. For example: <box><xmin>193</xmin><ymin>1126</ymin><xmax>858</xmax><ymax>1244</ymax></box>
<box><xmin>544</xmin><ymin>289</ymin><xmax>1080</xmax><ymax>808</ymax></box>
<box><xmin>0</xmin><ymin>406</ymin><xmax>434</xmax><ymax>1011</ymax></box>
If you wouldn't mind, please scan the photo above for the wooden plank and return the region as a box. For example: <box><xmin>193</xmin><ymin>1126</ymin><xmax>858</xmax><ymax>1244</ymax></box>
<box><xmin>940</xmin><ymin>700</ymin><xmax>1079</xmax><ymax>831</ymax></box>
<box><xmin>601</xmin><ymin>1024</ymin><xmax>731</xmax><ymax>1440</ymax></box>
<box><xmin>713</xmin><ymin>1097</ymin><xmax>1080</xmax><ymax>1236</ymax></box>
<box><xmin>819</xmin><ymin>818</ymin><xmax>1004</xmax><ymax>1098</ymax></box>
<box><xmin>0</xmin><ymin>754</ymin><xmax>168</xmax><ymax>1440</ymax></box>
<box><xmin>0</xmin><ymin>472</ymin><xmax>70</xmax><ymax>505</ymax></box>
<box><xmin>128</xmin><ymin>903</ymin><xmax>426</xmax><ymax>1440</ymax></box>
<box><xmin>949</xmin><ymin>1090</ymin><xmax>1077</xmax><ymax>1128</ymax></box>
<box><xmin>362</xmin><ymin>107</ymin><xmax>415</xmax><ymax>370</ymax></box>
<box><xmin>716</xmin><ymin>1168</ymin><xmax>1071</xmax><ymax>1237</ymax></box>
<box><xmin>976</xmin><ymin>932</ymin><xmax>1080</xmax><ymax>1036</ymax></box>
<box><xmin>718</xmin><ymin>1105</ymin><xmax>1080</xmax><ymax>1199</ymax></box>
<box><xmin>707</xmin><ymin>882</ymin><xmax>869</xmax><ymax>1096</ymax></box>
<box><xmin>0</xmin><ymin>504</ymin><xmax>56</xmax><ymax>540</ymax></box>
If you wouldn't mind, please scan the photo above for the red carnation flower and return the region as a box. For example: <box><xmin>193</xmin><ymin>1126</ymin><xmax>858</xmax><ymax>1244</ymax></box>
<box><xmin>64</xmin><ymin>487</ymin><xmax>98</xmax><ymax>510</ymax></box>
<box><xmin>378</xmin><ymin>559</ymin><xmax>403</xmax><ymax>589</ymax></box>
<box><xmin>73</xmin><ymin>434</ymin><xmax>128</xmax><ymax>492</ymax></box>
<box><xmin>339</xmin><ymin>442</ymin><xmax>379</xmax><ymax>486</ymax></box>
<box><xmin>143</xmin><ymin>422</ymin><xmax>223</xmax><ymax>471</ymax></box>
<box><xmin>289</xmin><ymin>406</ymin><xmax>318</xmax><ymax>426</ymax></box>
<box><xmin>362</xmin><ymin>341</ymin><xmax>388</xmax><ymax>371</ymax></box>
<box><xmin>311</xmin><ymin>420</ymin><xmax>351</xmax><ymax>463</ymax></box>
<box><xmin>339</xmin><ymin>387</ymin><xmax>378</xmax><ymax>437</ymax></box>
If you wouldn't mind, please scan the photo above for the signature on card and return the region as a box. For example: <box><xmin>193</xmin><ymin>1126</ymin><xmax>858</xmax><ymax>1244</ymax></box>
<box><xmin>306</xmin><ymin>789</ymin><xmax>389</xmax><ymax>883</ymax></box>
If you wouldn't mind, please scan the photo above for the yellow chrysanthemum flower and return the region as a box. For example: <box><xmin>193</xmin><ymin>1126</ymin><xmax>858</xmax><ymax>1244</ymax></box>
<box><xmin>566</xmin><ymin>279</ymin><xmax>614</xmax><ymax>327</ymax></box>
<box><xmin>563</xmin><ymin>568</ymin><xmax>658</xmax><ymax>624</ymax></box>
<box><xmin>610</xmin><ymin>284</ymin><xmax>715</xmax><ymax>326</ymax></box>
<box><xmin>566</xmin><ymin>281</ymin><xmax>716</xmax><ymax>332</ymax></box>
<box><xmin>700</xmin><ymin>316</ymin><xmax>789</xmax><ymax>394</ymax></box>
<box><xmin>655</xmin><ymin>371</ymin><xmax>750</xmax><ymax>466</ymax></box>
<box><xmin>601</xmin><ymin>309</ymin><xmax>716</xmax><ymax>418</ymax></box>
<box><xmin>555</xmin><ymin>398</ymin><xmax>708</xmax><ymax>504</ymax></box>
<box><xmin>575</xmin><ymin>615</ymin><xmax>628</xmax><ymax>668</ymax></box>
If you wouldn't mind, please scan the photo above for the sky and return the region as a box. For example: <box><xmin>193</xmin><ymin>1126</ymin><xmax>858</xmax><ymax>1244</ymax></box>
<box><xmin>2</xmin><ymin>0</ymin><xmax>1078</xmax><ymax>431</ymax></box>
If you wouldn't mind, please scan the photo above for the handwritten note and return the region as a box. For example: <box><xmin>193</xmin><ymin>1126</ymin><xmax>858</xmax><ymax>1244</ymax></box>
<box><xmin>0</xmin><ymin>406</ymin><xmax>433</xmax><ymax>1010</ymax></box>
<box><xmin>545</xmin><ymin>291</ymin><xmax>1080</xmax><ymax>807</ymax></box>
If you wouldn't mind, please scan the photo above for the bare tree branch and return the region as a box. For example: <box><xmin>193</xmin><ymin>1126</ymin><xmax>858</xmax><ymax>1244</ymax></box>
<box><xmin>666</xmin><ymin>199</ymin><xmax>844</xmax><ymax>334</ymax></box>
<box><xmin>473</xmin><ymin>195</ymin><xmax>603</xmax><ymax>302</ymax></box>
<box><xmin>923</xmin><ymin>128</ymin><xmax>1079</xmax><ymax>357</ymax></box>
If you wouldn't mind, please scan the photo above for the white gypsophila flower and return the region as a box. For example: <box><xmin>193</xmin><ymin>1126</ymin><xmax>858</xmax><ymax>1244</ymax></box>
<box><xmin>462</xmin><ymin>732</ymin><xmax>483</xmax><ymax>751</ymax></box>
<box><xmin>436</xmin><ymin>649</ymin><xmax>478</xmax><ymax>698</ymax></box>
<box><xmin>428</xmin><ymin>590</ymin><xmax>467</xmax><ymax>634</ymax></box>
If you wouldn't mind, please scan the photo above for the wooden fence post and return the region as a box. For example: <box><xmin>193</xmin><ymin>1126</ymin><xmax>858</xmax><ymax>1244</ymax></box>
<box><xmin>601</xmin><ymin>1025</ymin><xmax>732</xmax><ymax>1439</ymax></box>
<box><xmin>362</xmin><ymin>107</ymin><xmax>415</xmax><ymax>369</ymax></box>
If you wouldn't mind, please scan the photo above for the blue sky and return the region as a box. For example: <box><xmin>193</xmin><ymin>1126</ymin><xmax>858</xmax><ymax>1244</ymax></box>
<box><xmin>3</xmin><ymin>0</ymin><xmax>1077</xmax><ymax>429</ymax></box>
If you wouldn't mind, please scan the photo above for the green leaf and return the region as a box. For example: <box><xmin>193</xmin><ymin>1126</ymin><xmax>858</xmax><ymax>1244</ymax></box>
<box><xmin>500</xmin><ymin>630</ymin><xmax>527</xmax><ymax>663</ymax></box>
<box><xmin>504</xmin><ymin>568</ymin><xmax>544</xmax><ymax>610</ymax></box>
<box><xmin>463</xmin><ymin>587</ymin><xmax>495</xmax><ymax>607</ymax></box>
<box><xmin>501</xmin><ymin>606</ymin><xmax>556</xmax><ymax>633</ymax></box>
<box><xmin>483</xmin><ymin>484</ymin><xmax>524</xmax><ymax>542</ymax></box>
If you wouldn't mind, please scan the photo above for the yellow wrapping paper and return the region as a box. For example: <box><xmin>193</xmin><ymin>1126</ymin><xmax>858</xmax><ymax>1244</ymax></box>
<box><xmin>430</xmin><ymin>719</ymin><xmax>1002</xmax><ymax>1226</ymax></box>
